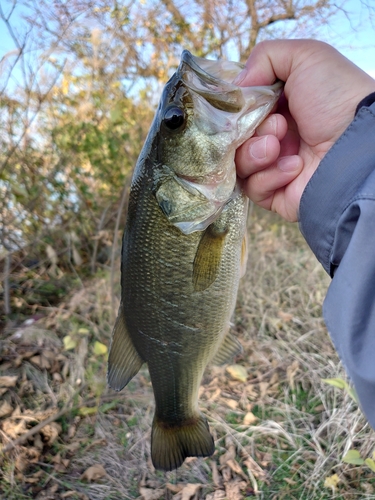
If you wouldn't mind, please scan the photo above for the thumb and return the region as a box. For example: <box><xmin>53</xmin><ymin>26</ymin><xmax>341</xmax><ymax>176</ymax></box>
<box><xmin>234</xmin><ymin>39</ymin><xmax>336</xmax><ymax>87</ymax></box>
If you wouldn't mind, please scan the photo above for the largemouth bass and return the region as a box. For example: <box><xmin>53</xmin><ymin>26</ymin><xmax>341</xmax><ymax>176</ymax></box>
<box><xmin>108</xmin><ymin>50</ymin><xmax>282</xmax><ymax>471</ymax></box>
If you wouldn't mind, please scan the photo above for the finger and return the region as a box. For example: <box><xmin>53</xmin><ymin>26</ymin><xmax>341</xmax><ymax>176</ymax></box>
<box><xmin>254</xmin><ymin>113</ymin><xmax>288</xmax><ymax>140</ymax></box>
<box><xmin>236</xmin><ymin>134</ymin><xmax>281</xmax><ymax>179</ymax></box>
<box><xmin>242</xmin><ymin>155</ymin><xmax>303</xmax><ymax>204</ymax></box>
<box><xmin>279</xmin><ymin>128</ymin><xmax>300</xmax><ymax>157</ymax></box>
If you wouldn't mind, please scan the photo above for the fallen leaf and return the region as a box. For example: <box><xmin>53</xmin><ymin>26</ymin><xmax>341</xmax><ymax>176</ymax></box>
<box><xmin>224</xmin><ymin>398</ymin><xmax>238</xmax><ymax>410</ymax></box>
<box><xmin>211</xmin><ymin>460</ymin><xmax>223</xmax><ymax>488</ymax></box>
<box><xmin>93</xmin><ymin>341</ymin><xmax>108</xmax><ymax>356</ymax></box>
<box><xmin>226</xmin><ymin>459</ymin><xmax>248</xmax><ymax>481</ymax></box>
<box><xmin>80</xmin><ymin>464</ymin><xmax>107</xmax><ymax>482</ymax></box>
<box><xmin>284</xmin><ymin>477</ymin><xmax>297</xmax><ymax>485</ymax></box>
<box><xmin>33</xmin><ymin>433</ymin><xmax>44</xmax><ymax>451</ymax></box>
<box><xmin>139</xmin><ymin>487</ymin><xmax>164</xmax><ymax>500</ymax></box>
<box><xmin>205</xmin><ymin>491</ymin><xmax>226</xmax><ymax>500</ymax></box>
<box><xmin>220</xmin><ymin>441</ymin><xmax>236</xmax><ymax>465</ymax></box>
<box><xmin>35</xmin><ymin>483</ymin><xmax>59</xmax><ymax>499</ymax></box>
<box><xmin>2</xmin><ymin>418</ymin><xmax>27</xmax><ymax>438</ymax></box>
<box><xmin>61</xmin><ymin>491</ymin><xmax>89</xmax><ymax>499</ymax></box>
<box><xmin>24</xmin><ymin>470</ymin><xmax>44</xmax><ymax>483</ymax></box>
<box><xmin>166</xmin><ymin>483</ymin><xmax>183</xmax><ymax>493</ymax></box>
<box><xmin>324</xmin><ymin>474</ymin><xmax>340</xmax><ymax>491</ymax></box>
<box><xmin>63</xmin><ymin>335</ymin><xmax>77</xmax><ymax>350</ymax></box>
<box><xmin>259</xmin><ymin>382</ymin><xmax>269</xmax><ymax>398</ymax></box>
<box><xmin>225</xmin><ymin>479</ymin><xmax>247</xmax><ymax>500</ymax></box>
<box><xmin>78</xmin><ymin>406</ymin><xmax>98</xmax><ymax>416</ymax></box>
<box><xmin>242</xmin><ymin>455</ymin><xmax>266</xmax><ymax>480</ymax></box>
<box><xmin>181</xmin><ymin>483</ymin><xmax>202</xmax><ymax>500</ymax></box>
<box><xmin>221</xmin><ymin>465</ymin><xmax>232</xmax><ymax>482</ymax></box>
<box><xmin>277</xmin><ymin>311</ymin><xmax>293</xmax><ymax>322</ymax></box>
<box><xmin>40</xmin><ymin>422</ymin><xmax>62</xmax><ymax>445</ymax></box>
<box><xmin>208</xmin><ymin>388</ymin><xmax>221</xmax><ymax>401</ymax></box>
<box><xmin>313</xmin><ymin>404</ymin><xmax>325</xmax><ymax>413</ymax></box>
<box><xmin>243</xmin><ymin>412</ymin><xmax>258</xmax><ymax>426</ymax></box>
<box><xmin>365</xmin><ymin>458</ymin><xmax>375</xmax><ymax>472</ymax></box>
<box><xmin>342</xmin><ymin>449</ymin><xmax>364</xmax><ymax>465</ymax></box>
<box><xmin>0</xmin><ymin>375</ymin><xmax>18</xmax><ymax>387</ymax></box>
<box><xmin>15</xmin><ymin>446</ymin><xmax>40</xmax><ymax>472</ymax></box>
<box><xmin>65</xmin><ymin>441</ymin><xmax>81</xmax><ymax>453</ymax></box>
<box><xmin>246</xmin><ymin>384</ymin><xmax>258</xmax><ymax>399</ymax></box>
<box><xmin>0</xmin><ymin>400</ymin><xmax>13</xmax><ymax>418</ymax></box>
<box><xmin>30</xmin><ymin>354</ymin><xmax>51</xmax><ymax>369</ymax></box>
<box><xmin>226</xmin><ymin>364</ymin><xmax>248</xmax><ymax>382</ymax></box>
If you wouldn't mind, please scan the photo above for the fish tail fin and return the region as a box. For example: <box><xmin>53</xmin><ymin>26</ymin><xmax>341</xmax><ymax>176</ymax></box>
<box><xmin>151</xmin><ymin>414</ymin><xmax>215</xmax><ymax>471</ymax></box>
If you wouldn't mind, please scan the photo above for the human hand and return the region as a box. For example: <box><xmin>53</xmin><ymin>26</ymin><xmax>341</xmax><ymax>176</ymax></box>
<box><xmin>235</xmin><ymin>39</ymin><xmax>375</xmax><ymax>222</ymax></box>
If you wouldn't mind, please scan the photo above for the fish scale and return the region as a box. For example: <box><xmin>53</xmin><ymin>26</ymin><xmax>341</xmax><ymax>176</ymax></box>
<box><xmin>107</xmin><ymin>50</ymin><xmax>282</xmax><ymax>471</ymax></box>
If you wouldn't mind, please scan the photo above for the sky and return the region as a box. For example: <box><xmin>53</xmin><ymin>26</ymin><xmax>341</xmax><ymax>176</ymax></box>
<box><xmin>317</xmin><ymin>0</ymin><xmax>375</xmax><ymax>78</ymax></box>
<box><xmin>0</xmin><ymin>0</ymin><xmax>374</xmax><ymax>78</ymax></box>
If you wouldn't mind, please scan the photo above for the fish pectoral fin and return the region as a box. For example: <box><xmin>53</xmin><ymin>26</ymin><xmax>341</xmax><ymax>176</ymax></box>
<box><xmin>211</xmin><ymin>332</ymin><xmax>243</xmax><ymax>365</ymax></box>
<box><xmin>193</xmin><ymin>224</ymin><xmax>228</xmax><ymax>292</ymax></box>
<box><xmin>240</xmin><ymin>232</ymin><xmax>248</xmax><ymax>279</ymax></box>
<box><xmin>151</xmin><ymin>414</ymin><xmax>214</xmax><ymax>471</ymax></box>
<box><xmin>107</xmin><ymin>304</ymin><xmax>144</xmax><ymax>391</ymax></box>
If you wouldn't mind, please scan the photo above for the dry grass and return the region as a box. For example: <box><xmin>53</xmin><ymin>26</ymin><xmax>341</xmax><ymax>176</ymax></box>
<box><xmin>1</xmin><ymin>206</ymin><xmax>375</xmax><ymax>499</ymax></box>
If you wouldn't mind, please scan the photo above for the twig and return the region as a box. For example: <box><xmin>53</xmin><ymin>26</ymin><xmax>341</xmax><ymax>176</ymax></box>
<box><xmin>0</xmin><ymin>390</ymin><xmax>121</xmax><ymax>453</ymax></box>
<box><xmin>91</xmin><ymin>205</ymin><xmax>110</xmax><ymax>274</ymax></box>
<box><xmin>1</xmin><ymin>384</ymin><xmax>87</xmax><ymax>453</ymax></box>
<box><xmin>3</xmin><ymin>252</ymin><xmax>11</xmax><ymax>316</ymax></box>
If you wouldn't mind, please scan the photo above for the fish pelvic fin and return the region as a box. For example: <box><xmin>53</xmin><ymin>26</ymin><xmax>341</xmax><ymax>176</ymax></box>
<box><xmin>193</xmin><ymin>224</ymin><xmax>228</xmax><ymax>292</ymax></box>
<box><xmin>211</xmin><ymin>331</ymin><xmax>243</xmax><ymax>365</ymax></box>
<box><xmin>151</xmin><ymin>414</ymin><xmax>215</xmax><ymax>471</ymax></box>
<box><xmin>107</xmin><ymin>304</ymin><xmax>144</xmax><ymax>391</ymax></box>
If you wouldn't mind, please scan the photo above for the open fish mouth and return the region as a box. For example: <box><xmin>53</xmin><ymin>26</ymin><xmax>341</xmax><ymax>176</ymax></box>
<box><xmin>155</xmin><ymin>51</ymin><xmax>283</xmax><ymax>234</ymax></box>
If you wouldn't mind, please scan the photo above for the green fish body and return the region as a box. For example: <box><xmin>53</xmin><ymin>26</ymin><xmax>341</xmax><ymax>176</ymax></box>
<box><xmin>108</xmin><ymin>51</ymin><xmax>282</xmax><ymax>471</ymax></box>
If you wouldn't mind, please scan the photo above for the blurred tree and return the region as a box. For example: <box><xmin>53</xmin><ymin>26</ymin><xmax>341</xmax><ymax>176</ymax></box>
<box><xmin>0</xmin><ymin>0</ymin><xmax>372</xmax><ymax>318</ymax></box>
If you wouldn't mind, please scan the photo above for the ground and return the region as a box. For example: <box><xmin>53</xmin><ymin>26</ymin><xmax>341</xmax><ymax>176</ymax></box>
<box><xmin>1</xmin><ymin>207</ymin><xmax>375</xmax><ymax>500</ymax></box>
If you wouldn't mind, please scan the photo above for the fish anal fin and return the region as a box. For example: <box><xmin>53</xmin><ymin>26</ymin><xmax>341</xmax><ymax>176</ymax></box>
<box><xmin>211</xmin><ymin>332</ymin><xmax>243</xmax><ymax>365</ymax></box>
<box><xmin>151</xmin><ymin>414</ymin><xmax>214</xmax><ymax>471</ymax></box>
<box><xmin>193</xmin><ymin>225</ymin><xmax>228</xmax><ymax>292</ymax></box>
<box><xmin>107</xmin><ymin>304</ymin><xmax>144</xmax><ymax>391</ymax></box>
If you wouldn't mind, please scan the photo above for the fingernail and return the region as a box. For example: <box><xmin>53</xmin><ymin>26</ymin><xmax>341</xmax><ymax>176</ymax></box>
<box><xmin>277</xmin><ymin>156</ymin><xmax>300</xmax><ymax>172</ymax></box>
<box><xmin>268</xmin><ymin>114</ymin><xmax>277</xmax><ymax>136</ymax></box>
<box><xmin>233</xmin><ymin>68</ymin><xmax>247</xmax><ymax>85</ymax></box>
<box><xmin>250</xmin><ymin>137</ymin><xmax>267</xmax><ymax>160</ymax></box>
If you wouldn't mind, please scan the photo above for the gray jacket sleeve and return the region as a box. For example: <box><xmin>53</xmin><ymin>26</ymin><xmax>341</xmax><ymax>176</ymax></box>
<box><xmin>299</xmin><ymin>100</ymin><xmax>375</xmax><ymax>428</ymax></box>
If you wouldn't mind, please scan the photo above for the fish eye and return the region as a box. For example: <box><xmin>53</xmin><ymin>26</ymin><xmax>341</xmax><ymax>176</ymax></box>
<box><xmin>163</xmin><ymin>106</ymin><xmax>185</xmax><ymax>131</ymax></box>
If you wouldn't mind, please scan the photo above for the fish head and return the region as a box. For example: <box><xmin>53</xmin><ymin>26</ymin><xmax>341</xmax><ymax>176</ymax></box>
<box><xmin>153</xmin><ymin>50</ymin><xmax>283</xmax><ymax>234</ymax></box>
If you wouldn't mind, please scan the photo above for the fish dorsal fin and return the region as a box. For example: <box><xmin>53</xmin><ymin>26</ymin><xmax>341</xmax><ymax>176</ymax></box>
<box><xmin>240</xmin><ymin>232</ymin><xmax>248</xmax><ymax>279</ymax></box>
<box><xmin>107</xmin><ymin>304</ymin><xmax>144</xmax><ymax>391</ymax></box>
<box><xmin>193</xmin><ymin>224</ymin><xmax>228</xmax><ymax>292</ymax></box>
<box><xmin>211</xmin><ymin>332</ymin><xmax>243</xmax><ymax>365</ymax></box>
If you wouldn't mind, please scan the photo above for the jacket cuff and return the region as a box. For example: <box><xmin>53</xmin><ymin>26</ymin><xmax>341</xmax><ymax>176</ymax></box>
<box><xmin>299</xmin><ymin>101</ymin><xmax>375</xmax><ymax>276</ymax></box>
<box><xmin>355</xmin><ymin>91</ymin><xmax>375</xmax><ymax>115</ymax></box>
